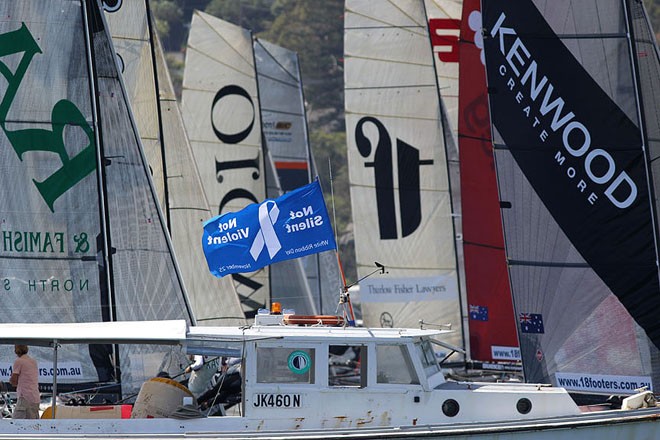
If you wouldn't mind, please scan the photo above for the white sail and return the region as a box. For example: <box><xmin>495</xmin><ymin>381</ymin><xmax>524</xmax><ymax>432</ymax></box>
<box><xmin>255</xmin><ymin>38</ymin><xmax>342</xmax><ymax>314</ymax></box>
<box><xmin>102</xmin><ymin>0</ymin><xmax>165</xmax><ymax>210</ymax></box>
<box><xmin>182</xmin><ymin>11</ymin><xmax>269</xmax><ymax>318</ymax></box>
<box><xmin>345</xmin><ymin>0</ymin><xmax>463</xmax><ymax>355</ymax></box>
<box><xmin>104</xmin><ymin>2</ymin><xmax>246</xmax><ymax>326</ymax></box>
<box><xmin>0</xmin><ymin>0</ymin><xmax>194</xmax><ymax>395</ymax></box>
<box><xmin>424</xmin><ymin>0</ymin><xmax>461</xmax><ymax>147</ymax></box>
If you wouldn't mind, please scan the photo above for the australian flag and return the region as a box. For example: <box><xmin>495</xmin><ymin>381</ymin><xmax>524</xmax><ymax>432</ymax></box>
<box><xmin>469</xmin><ymin>305</ymin><xmax>488</xmax><ymax>321</ymax></box>
<box><xmin>519</xmin><ymin>313</ymin><xmax>544</xmax><ymax>334</ymax></box>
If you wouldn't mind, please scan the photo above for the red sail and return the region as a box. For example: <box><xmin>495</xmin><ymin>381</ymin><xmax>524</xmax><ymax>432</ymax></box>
<box><xmin>458</xmin><ymin>0</ymin><xmax>518</xmax><ymax>363</ymax></box>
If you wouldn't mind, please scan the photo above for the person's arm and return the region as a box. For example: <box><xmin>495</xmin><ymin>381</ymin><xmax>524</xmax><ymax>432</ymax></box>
<box><xmin>9</xmin><ymin>372</ymin><xmax>18</xmax><ymax>387</ymax></box>
<box><xmin>185</xmin><ymin>355</ymin><xmax>204</xmax><ymax>374</ymax></box>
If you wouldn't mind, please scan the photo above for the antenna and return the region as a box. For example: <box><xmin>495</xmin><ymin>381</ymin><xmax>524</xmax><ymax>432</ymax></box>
<box><xmin>339</xmin><ymin>262</ymin><xmax>387</xmax><ymax>327</ymax></box>
<box><xmin>328</xmin><ymin>158</ymin><xmax>340</xmax><ymax>250</ymax></box>
<box><xmin>345</xmin><ymin>262</ymin><xmax>388</xmax><ymax>290</ymax></box>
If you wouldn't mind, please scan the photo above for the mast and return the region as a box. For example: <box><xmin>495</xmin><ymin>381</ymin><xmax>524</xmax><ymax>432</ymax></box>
<box><xmin>82</xmin><ymin>0</ymin><xmax>115</xmax><ymax>325</ymax></box>
<box><xmin>251</xmin><ymin>31</ymin><xmax>273</xmax><ymax>313</ymax></box>
<box><xmin>145</xmin><ymin>0</ymin><xmax>172</xmax><ymax>231</ymax></box>
<box><xmin>422</xmin><ymin>0</ymin><xmax>467</xmax><ymax>364</ymax></box>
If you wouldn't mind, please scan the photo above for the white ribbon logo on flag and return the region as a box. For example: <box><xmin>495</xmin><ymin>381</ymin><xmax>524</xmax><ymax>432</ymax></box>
<box><xmin>250</xmin><ymin>201</ymin><xmax>281</xmax><ymax>261</ymax></box>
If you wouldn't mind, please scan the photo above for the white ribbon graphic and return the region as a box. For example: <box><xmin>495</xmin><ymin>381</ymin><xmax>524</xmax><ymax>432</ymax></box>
<box><xmin>249</xmin><ymin>201</ymin><xmax>281</xmax><ymax>261</ymax></box>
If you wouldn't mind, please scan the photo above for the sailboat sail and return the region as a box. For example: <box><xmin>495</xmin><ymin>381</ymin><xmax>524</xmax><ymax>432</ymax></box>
<box><xmin>424</xmin><ymin>0</ymin><xmax>461</xmax><ymax>146</ymax></box>
<box><xmin>0</xmin><ymin>0</ymin><xmax>193</xmax><ymax>394</ymax></box>
<box><xmin>456</xmin><ymin>0</ymin><xmax>519</xmax><ymax>365</ymax></box>
<box><xmin>104</xmin><ymin>2</ymin><xmax>245</xmax><ymax>326</ymax></box>
<box><xmin>102</xmin><ymin>0</ymin><xmax>166</xmax><ymax>212</ymax></box>
<box><xmin>254</xmin><ymin>39</ymin><xmax>313</xmax><ymax>192</ymax></box>
<box><xmin>182</xmin><ymin>11</ymin><xmax>269</xmax><ymax>318</ymax></box>
<box><xmin>345</xmin><ymin>0</ymin><xmax>463</xmax><ymax>355</ymax></box>
<box><xmin>254</xmin><ymin>39</ymin><xmax>342</xmax><ymax>314</ymax></box>
<box><xmin>483</xmin><ymin>0</ymin><xmax>660</xmax><ymax>391</ymax></box>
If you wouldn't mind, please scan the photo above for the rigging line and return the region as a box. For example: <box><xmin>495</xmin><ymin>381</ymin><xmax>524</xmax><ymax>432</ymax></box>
<box><xmin>182</xmin><ymin>82</ymin><xmax>256</xmax><ymax>98</ymax></box>
<box><xmin>344</xmin><ymin>54</ymin><xmax>433</xmax><ymax>69</ymax></box>
<box><xmin>195</xmin><ymin>11</ymin><xmax>255</xmax><ymax>69</ymax></box>
<box><xmin>111</xmin><ymin>35</ymin><xmax>148</xmax><ymax>43</ymax></box>
<box><xmin>259</xmin><ymin>108</ymin><xmax>304</xmax><ymax>117</ymax></box>
<box><xmin>344</xmin><ymin>110</ymin><xmax>438</xmax><ymax>122</ymax></box>
<box><xmin>427</xmin><ymin>0</ymin><xmax>462</xmax><ymax>18</ymax></box>
<box><xmin>462</xmin><ymin>240</ymin><xmax>506</xmax><ymax>252</ymax></box>
<box><xmin>179</xmin><ymin>137</ymin><xmax>262</xmax><ymax>149</ymax></box>
<box><xmin>345</xmin><ymin>22</ymin><xmax>424</xmax><ymax>35</ymax></box>
<box><xmin>254</xmin><ymin>39</ymin><xmax>300</xmax><ymax>84</ymax></box>
<box><xmin>328</xmin><ymin>158</ymin><xmax>340</xmax><ymax>252</ymax></box>
<box><xmin>168</xmin><ymin>206</ymin><xmax>212</xmax><ymax>213</ymax></box>
<box><xmin>146</xmin><ymin>2</ymin><xmax>172</xmax><ymax>233</ymax></box>
<box><xmin>328</xmin><ymin>158</ymin><xmax>348</xmax><ymax>293</ymax></box>
<box><xmin>356</xmin><ymin>265</ymin><xmax>454</xmax><ymax>273</ymax></box>
<box><xmin>507</xmin><ymin>259</ymin><xmax>590</xmax><ymax>268</ymax></box>
<box><xmin>348</xmin><ymin>182</ymin><xmax>446</xmax><ymax>194</ymax></box>
<box><xmin>344</xmin><ymin>9</ymin><xmax>426</xmax><ymax>36</ymax></box>
<box><xmin>345</xmin><ymin>83</ymin><xmax>437</xmax><ymax>91</ymax></box>
<box><xmin>386</xmin><ymin>0</ymin><xmax>425</xmax><ymax>28</ymax></box>
<box><xmin>458</xmin><ymin>133</ymin><xmax>492</xmax><ymax>143</ymax></box>
<box><xmin>186</xmin><ymin>44</ymin><xmax>255</xmax><ymax>79</ymax></box>
<box><xmin>552</xmin><ymin>32</ymin><xmax>628</xmax><ymax>40</ymax></box>
<box><xmin>345</xmin><ymin>24</ymin><xmax>424</xmax><ymax>32</ymax></box>
<box><xmin>256</xmin><ymin>73</ymin><xmax>298</xmax><ymax>89</ymax></box>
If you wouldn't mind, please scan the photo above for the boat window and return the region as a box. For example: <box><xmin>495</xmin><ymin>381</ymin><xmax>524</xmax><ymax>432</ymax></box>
<box><xmin>376</xmin><ymin>345</ymin><xmax>419</xmax><ymax>384</ymax></box>
<box><xmin>329</xmin><ymin>345</ymin><xmax>366</xmax><ymax>387</ymax></box>
<box><xmin>417</xmin><ymin>339</ymin><xmax>440</xmax><ymax>378</ymax></box>
<box><xmin>256</xmin><ymin>348</ymin><xmax>315</xmax><ymax>384</ymax></box>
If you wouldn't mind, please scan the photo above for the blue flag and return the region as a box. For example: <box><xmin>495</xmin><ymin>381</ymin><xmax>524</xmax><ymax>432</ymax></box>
<box><xmin>202</xmin><ymin>180</ymin><xmax>337</xmax><ymax>277</ymax></box>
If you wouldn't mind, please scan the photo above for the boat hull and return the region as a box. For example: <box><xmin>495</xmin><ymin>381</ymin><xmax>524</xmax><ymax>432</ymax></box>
<box><xmin>1</xmin><ymin>407</ymin><xmax>658</xmax><ymax>439</ymax></box>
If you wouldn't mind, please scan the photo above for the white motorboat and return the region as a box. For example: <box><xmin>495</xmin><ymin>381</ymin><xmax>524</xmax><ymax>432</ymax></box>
<box><xmin>0</xmin><ymin>314</ymin><xmax>658</xmax><ymax>439</ymax></box>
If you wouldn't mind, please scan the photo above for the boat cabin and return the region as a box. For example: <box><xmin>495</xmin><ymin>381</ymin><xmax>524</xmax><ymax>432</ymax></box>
<box><xmin>186</xmin><ymin>312</ymin><xmax>581</xmax><ymax>429</ymax></box>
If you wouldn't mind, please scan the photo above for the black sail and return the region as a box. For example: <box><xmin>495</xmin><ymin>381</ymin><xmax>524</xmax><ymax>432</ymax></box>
<box><xmin>483</xmin><ymin>0</ymin><xmax>660</xmax><ymax>391</ymax></box>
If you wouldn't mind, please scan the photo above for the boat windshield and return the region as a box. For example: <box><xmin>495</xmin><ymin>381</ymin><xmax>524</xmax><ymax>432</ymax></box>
<box><xmin>417</xmin><ymin>339</ymin><xmax>441</xmax><ymax>378</ymax></box>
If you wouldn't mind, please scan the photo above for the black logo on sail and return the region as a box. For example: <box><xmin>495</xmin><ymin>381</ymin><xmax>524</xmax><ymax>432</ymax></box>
<box><xmin>355</xmin><ymin>117</ymin><xmax>433</xmax><ymax>239</ymax></box>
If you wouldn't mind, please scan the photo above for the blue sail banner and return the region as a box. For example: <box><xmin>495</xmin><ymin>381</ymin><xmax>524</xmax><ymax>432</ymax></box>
<box><xmin>202</xmin><ymin>180</ymin><xmax>337</xmax><ymax>277</ymax></box>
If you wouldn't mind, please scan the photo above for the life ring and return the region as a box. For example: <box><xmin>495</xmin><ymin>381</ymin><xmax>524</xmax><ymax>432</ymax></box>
<box><xmin>283</xmin><ymin>315</ymin><xmax>345</xmax><ymax>326</ymax></box>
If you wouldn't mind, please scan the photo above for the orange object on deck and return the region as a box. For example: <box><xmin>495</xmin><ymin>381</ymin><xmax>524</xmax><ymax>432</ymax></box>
<box><xmin>283</xmin><ymin>315</ymin><xmax>345</xmax><ymax>326</ymax></box>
